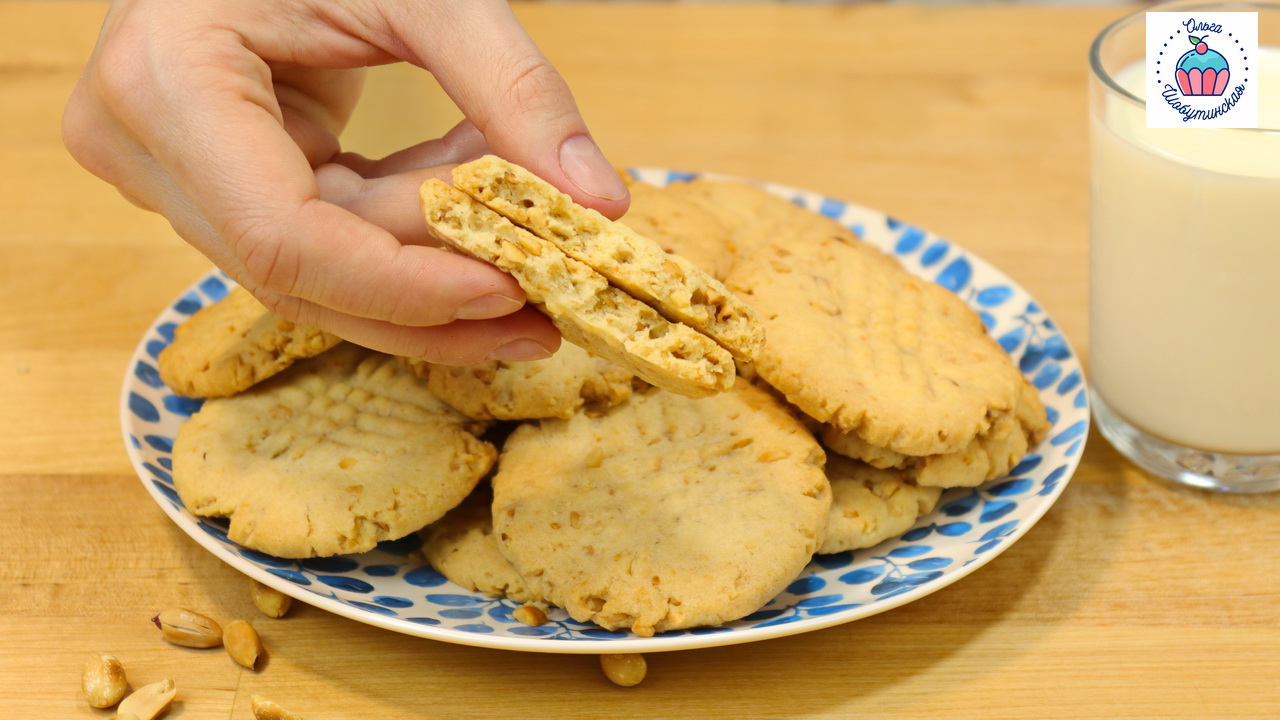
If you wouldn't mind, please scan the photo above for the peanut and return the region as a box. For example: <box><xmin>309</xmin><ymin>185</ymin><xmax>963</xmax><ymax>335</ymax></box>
<box><xmin>599</xmin><ymin>653</ymin><xmax>647</xmax><ymax>687</ymax></box>
<box><xmin>117</xmin><ymin>679</ymin><xmax>176</xmax><ymax>720</ymax></box>
<box><xmin>108</xmin><ymin>715</ymin><xmax>142</xmax><ymax>720</ymax></box>
<box><xmin>252</xmin><ymin>694</ymin><xmax>306</xmax><ymax>720</ymax></box>
<box><xmin>498</xmin><ymin>240</ymin><xmax>526</xmax><ymax>264</ymax></box>
<box><xmin>249</xmin><ymin>579</ymin><xmax>292</xmax><ymax>618</ymax></box>
<box><xmin>699</xmin><ymin>287</ymin><xmax>727</xmax><ymax>307</ymax></box>
<box><xmin>152</xmin><ymin>607</ymin><xmax>222</xmax><ymax>648</ymax></box>
<box><xmin>82</xmin><ymin>652</ymin><xmax>128</xmax><ymax>708</ymax></box>
<box><xmin>516</xmin><ymin>235</ymin><xmax>544</xmax><ymax>256</ymax></box>
<box><xmin>224</xmin><ymin>619</ymin><xmax>263</xmax><ymax>669</ymax></box>
<box><xmin>705</xmin><ymin>436</ymin><xmax>754</xmax><ymax>457</ymax></box>
<box><xmin>512</xmin><ymin>604</ymin><xmax>548</xmax><ymax>627</ymax></box>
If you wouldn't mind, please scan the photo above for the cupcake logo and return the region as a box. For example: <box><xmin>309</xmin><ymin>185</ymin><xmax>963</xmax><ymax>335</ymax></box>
<box><xmin>1176</xmin><ymin>35</ymin><xmax>1230</xmax><ymax>96</ymax></box>
<box><xmin>1145</xmin><ymin>12</ymin><xmax>1258</xmax><ymax>128</ymax></box>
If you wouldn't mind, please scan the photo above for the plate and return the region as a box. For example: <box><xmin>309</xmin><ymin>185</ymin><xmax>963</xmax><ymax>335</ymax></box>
<box><xmin>121</xmin><ymin>169</ymin><xmax>1089</xmax><ymax>654</ymax></box>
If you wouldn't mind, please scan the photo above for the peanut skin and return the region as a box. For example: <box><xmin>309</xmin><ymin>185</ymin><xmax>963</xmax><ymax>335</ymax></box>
<box><xmin>152</xmin><ymin>607</ymin><xmax>222</xmax><ymax>648</ymax></box>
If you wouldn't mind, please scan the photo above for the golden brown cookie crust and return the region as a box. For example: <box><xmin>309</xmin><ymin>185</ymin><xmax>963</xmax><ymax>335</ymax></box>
<box><xmin>818</xmin><ymin>455</ymin><xmax>942</xmax><ymax>555</ymax></box>
<box><xmin>491</xmin><ymin>383</ymin><xmax>830</xmax><ymax>637</ymax></box>
<box><xmin>418</xmin><ymin>485</ymin><xmax>539</xmax><ymax>603</ymax></box>
<box><xmin>821</xmin><ymin>379</ymin><xmax>1050</xmax><ymax>488</ymax></box>
<box><xmin>158</xmin><ymin>286</ymin><xmax>341</xmax><ymax>398</ymax></box>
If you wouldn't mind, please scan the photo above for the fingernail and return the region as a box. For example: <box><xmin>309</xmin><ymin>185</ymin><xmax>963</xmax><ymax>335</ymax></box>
<box><xmin>559</xmin><ymin>135</ymin><xmax>628</xmax><ymax>201</ymax></box>
<box><xmin>452</xmin><ymin>294</ymin><xmax>524</xmax><ymax>321</ymax></box>
<box><xmin>488</xmin><ymin>338</ymin><xmax>555</xmax><ymax>362</ymax></box>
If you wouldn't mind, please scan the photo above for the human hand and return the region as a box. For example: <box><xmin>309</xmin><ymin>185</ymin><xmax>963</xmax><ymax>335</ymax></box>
<box><xmin>63</xmin><ymin>0</ymin><xmax>630</xmax><ymax>364</ymax></box>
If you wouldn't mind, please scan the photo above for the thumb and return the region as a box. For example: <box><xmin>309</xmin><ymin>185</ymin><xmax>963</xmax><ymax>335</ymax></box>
<box><xmin>375</xmin><ymin>0</ymin><xmax>630</xmax><ymax>218</ymax></box>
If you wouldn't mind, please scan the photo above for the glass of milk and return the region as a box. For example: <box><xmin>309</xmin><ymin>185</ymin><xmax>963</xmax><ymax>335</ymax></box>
<box><xmin>1089</xmin><ymin>0</ymin><xmax>1280</xmax><ymax>492</ymax></box>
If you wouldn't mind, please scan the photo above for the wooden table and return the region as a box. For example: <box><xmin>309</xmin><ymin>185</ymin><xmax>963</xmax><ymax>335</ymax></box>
<box><xmin>3</xmin><ymin>2</ymin><xmax>1277</xmax><ymax>718</ymax></box>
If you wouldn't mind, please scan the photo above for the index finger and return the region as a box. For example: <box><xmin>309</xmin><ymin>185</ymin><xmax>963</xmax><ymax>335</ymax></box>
<box><xmin>369</xmin><ymin>0</ymin><xmax>631</xmax><ymax>220</ymax></box>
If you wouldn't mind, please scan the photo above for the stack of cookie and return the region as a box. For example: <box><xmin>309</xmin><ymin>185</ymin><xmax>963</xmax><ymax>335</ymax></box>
<box><xmin>420</xmin><ymin>157</ymin><xmax>765</xmax><ymax>399</ymax></box>
<box><xmin>160</xmin><ymin>158</ymin><xmax>1047</xmax><ymax>636</ymax></box>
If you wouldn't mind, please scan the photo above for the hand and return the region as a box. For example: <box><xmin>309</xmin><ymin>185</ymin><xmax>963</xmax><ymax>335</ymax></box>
<box><xmin>62</xmin><ymin>0</ymin><xmax>631</xmax><ymax>365</ymax></box>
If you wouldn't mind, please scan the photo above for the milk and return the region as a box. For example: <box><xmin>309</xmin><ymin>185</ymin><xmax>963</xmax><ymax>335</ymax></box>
<box><xmin>1090</xmin><ymin>49</ymin><xmax>1280</xmax><ymax>454</ymax></box>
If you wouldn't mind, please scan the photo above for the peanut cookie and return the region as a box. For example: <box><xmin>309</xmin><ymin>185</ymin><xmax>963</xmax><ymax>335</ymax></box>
<box><xmin>420</xmin><ymin>179</ymin><xmax>734</xmax><ymax>399</ymax></box>
<box><xmin>171</xmin><ymin>344</ymin><xmax>496</xmax><ymax>558</ymax></box>
<box><xmin>398</xmin><ymin>342</ymin><xmax>636</xmax><ymax>421</ymax></box>
<box><xmin>158</xmin><ymin>286</ymin><xmax>341</xmax><ymax>398</ymax></box>
<box><xmin>451</xmin><ymin>156</ymin><xmax>764</xmax><ymax>361</ymax></box>
<box><xmin>662</xmin><ymin>179</ymin><xmax>858</xmax><ymax>266</ymax></box>
<box><xmin>818</xmin><ymin>455</ymin><xmax>942</xmax><ymax>555</ymax></box>
<box><xmin>491</xmin><ymin>383</ymin><xmax>830</xmax><ymax>636</ymax></box>
<box><xmin>822</xmin><ymin>379</ymin><xmax>1050</xmax><ymax>488</ymax></box>
<box><xmin>619</xmin><ymin>181</ymin><xmax>736</xmax><ymax>280</ymax></box>
<box><xmin>726</xmin><ymin>235</ymin><xmax>1023</xmax><ymax>457</ymax></box>
<box><xmin>418</xmin><ymin>485</ymin><xmax>538</xmax><ymax>603</ymax></box>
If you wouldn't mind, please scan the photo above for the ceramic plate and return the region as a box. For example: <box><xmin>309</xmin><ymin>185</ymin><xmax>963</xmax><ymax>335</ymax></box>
<box><xmin>121</xmin><ymin>169</ymin><xmax>1089</xmax><ymax>654</ymax></box>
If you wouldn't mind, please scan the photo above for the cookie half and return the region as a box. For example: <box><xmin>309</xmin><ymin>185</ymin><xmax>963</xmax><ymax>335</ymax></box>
<box><xmin>420</xmin><ymin>179</ymin><xmax>734</xmax><ymax>399</ymax></box>
<box><xmin>491</xmin><ymin>383</ymin><xmax>830</xmax><ymax>636</ymax></box>
<box><xmin>451</xmin><ymin>156</ymin><xmax>764</xmax><ymax>362</ymax></box>
<box><xmin>158</xmin><ymin>286</ymin><xmax>341</xmax><ymax>398</ymax></box>
<box><xmin>171</xmin><ymin>344</ymin><xmax>496</xmax><ymax>558</ymax></box>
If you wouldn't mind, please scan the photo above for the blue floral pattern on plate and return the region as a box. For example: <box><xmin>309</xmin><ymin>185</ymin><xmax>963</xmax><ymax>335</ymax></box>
<box><xmin>120</xmin><ymin>170</ymin><xmax>1089</xmax><ymax>654</ymax></box>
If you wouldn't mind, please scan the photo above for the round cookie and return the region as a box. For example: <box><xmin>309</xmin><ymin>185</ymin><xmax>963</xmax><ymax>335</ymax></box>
<box><xmin>726</xmin><ymin>235</ymin><xmax>1023</xmax><ymax>457</ymax></box>
<box><xmin>172</xmin><ymin>344</ymin><xmax>496</xmax><ymax>558</ymax></box>
<box><xmin>818</xmin><ymin>455</ymin><xmax>942</xmax><ymax>555</ymax></box>
<box><xmin>418</xmin><ymin>485</ymin><xmax>538</xmax><ymax>603</ymax></box>
<box><xmin>399</xmin><ymin>343</ymin><xmax>636</xmax><ymax>421</ymax></box>
<box><xmin>619</xmin><ymin>182</ymin><xmax>736</xmax><ymax>280</ymax></box>
<box><xmin>491</xmin><ymin>383</ymin><xmax>831</xmax><ymax>637</ymax></box>
<box><xmin>158</xmin><ymin>286</ymin><xmax>341</xmax><ymax>398</ymax></box>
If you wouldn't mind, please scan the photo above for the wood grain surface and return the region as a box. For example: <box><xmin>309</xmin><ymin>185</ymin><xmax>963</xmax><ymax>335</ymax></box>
<box><xmin>2</xmin><ymin>2</ymin><xmax>1277</xmax><ymax>718</ymax></box>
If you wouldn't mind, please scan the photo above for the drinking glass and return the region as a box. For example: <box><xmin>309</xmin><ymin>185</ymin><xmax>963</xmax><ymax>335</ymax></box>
<box><xmin>1089</xmin><ymin>0</ymin><xmax>1280</xmax><ymax>492</ymax></box>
